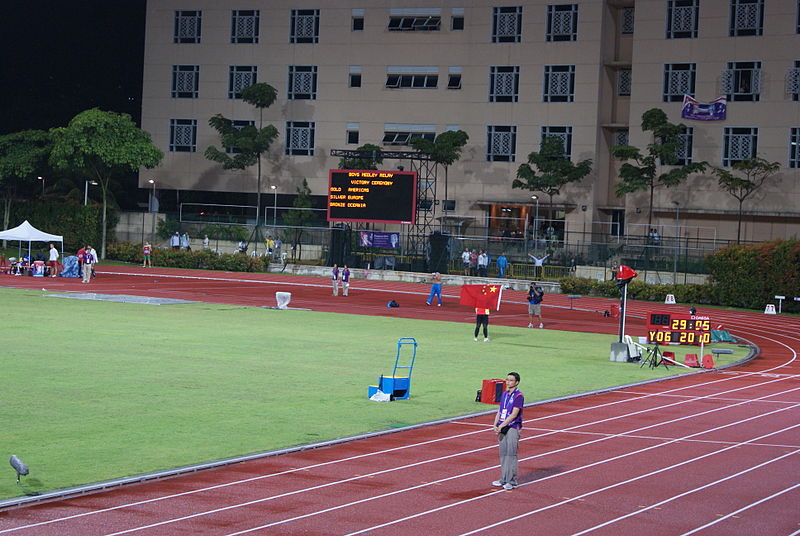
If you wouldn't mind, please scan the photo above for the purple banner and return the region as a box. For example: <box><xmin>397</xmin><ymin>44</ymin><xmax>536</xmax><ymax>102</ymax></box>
<box><xmin>681</xmin><ymin>95</ymin><xmax>727</xmax><ymax>121</ymax></box>
<box><xmin>358</xmin><ymin>231</ymin><xmax>400</xmax><ymax>249</ymax></box>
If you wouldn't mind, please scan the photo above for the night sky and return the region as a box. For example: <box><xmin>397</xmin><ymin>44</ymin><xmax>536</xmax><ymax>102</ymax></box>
<box><xmin>0</xmin><ymin>1</ymin><xmax>146</xmax><ymax>135</ymax></box>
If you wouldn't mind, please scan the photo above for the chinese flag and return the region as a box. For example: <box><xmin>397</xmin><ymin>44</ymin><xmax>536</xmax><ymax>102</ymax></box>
<box><xmin>459</xmin><ymin>284</ymin><xmax>504</xmax><ymax>311</ymax></box>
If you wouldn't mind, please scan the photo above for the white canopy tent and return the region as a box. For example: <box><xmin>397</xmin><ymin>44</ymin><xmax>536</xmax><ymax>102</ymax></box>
<box><xmin>0</xmin><ymin>220</ymin><xmax>64</xmax><ymax>259</ymax></box>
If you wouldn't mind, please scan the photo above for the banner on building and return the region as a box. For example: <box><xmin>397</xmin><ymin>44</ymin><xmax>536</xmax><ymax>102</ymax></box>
<box><xmin>681</xmin><ymin>95</ymin><xmax>727</xmax><ymax>121</ymax></box>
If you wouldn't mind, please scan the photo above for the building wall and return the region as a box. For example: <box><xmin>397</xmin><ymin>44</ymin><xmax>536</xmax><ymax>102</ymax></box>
<box><xmin>140</xmin><ymin>0</ymin><xmax>800</xmax><ymax>244</ymax></box>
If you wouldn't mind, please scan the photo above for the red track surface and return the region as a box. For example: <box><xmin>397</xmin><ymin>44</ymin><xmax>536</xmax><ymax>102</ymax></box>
<box><xmin>1</xmin><ymin>266</ymin><xmax>798</xmax><ymax>535</ymax></box>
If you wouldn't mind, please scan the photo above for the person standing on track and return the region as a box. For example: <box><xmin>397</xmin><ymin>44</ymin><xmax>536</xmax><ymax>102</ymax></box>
<box><xmin>492</xmin><ymin>372</ymin><xmax>524</xmax><ymax>490</ymax></box>
<box><xmin>527</xmin><ymin>283</ymin><xmax>544</xmax><ymax>328</ymax></box>
<box><xmin>426</xmin><ymin>271</ymin><xmax>443</xmax><ymax>306</ymax></box>
<box><xmin>331</xmin><ymin>264</ymin><xmax>341</xmax><ymax>296</ymax></box>
<box><xmin>341</xmin><ymin>264</ymin><xmax>351</xmax><ymax>296</ymax></box>
<box><xmin>142</xmin><ymin>242</ymin><xmax>152</xmax><ymax>267</ymax></box>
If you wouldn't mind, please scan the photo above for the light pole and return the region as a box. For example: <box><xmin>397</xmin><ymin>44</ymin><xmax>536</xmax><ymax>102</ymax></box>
<box><xmin>148</xmin><ymin>179</ymin><xmax>157</xmax><ymax>242</ymax></box>
<box><xmin>37</xmin><ymin>176</ymin><xmax>44</xmax><ymax>195</ymax></box>
<box><xmin>672</xmin><ymin>201</ymin><xmax>680</xmax><ymax>283</ymax></box>
<box><xmin>531</xmin><ymin>195</ymin><xmax>539</xmax><ymax>250</ymax></box>
<box><xmin>84</xmin><ymin>180</ymin><xmax>98</xmax><ymax>205</ymax></box>
<box><xmin>271</xmin><ymin>185</ymin><xmax>277</xmax><ymax>229</ymax></box>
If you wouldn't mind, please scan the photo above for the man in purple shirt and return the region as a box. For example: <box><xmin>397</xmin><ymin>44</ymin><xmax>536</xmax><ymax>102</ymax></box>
<box><xmin>492</xmin><ymin>372</ymin><xmax>524</xmax><ymax>490</ymax></box>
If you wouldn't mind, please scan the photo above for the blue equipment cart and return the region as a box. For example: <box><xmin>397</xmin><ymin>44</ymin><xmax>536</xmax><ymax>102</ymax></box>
<box><xmin>368</xmin><ymin>337</ymin><xmax>418</xmax><ymax>400</ymax></box>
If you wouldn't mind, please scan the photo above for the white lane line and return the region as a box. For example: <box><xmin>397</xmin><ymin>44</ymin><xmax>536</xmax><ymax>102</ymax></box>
<box><xmin>678</xmin><ymin>482</ymin><xmax>800</xmax><ymax>536</ymax></box>
<box><xmin>569</xmin><ymin>451</ymin><xmax>800</xmax><ymax>535</ymax></box>
<box><xmin>453</xmin><ymin>422</ymin><xmax>800</xmax><ymax>536</ymax></box>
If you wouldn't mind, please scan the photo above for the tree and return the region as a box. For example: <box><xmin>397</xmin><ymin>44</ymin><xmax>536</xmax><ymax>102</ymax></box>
<box><xmin>612</xmin><ymin>108</ymin><xmax>706</xmax><ymax>230</ymax></box>
<box><xmin>338</xmin><ymin>143</ymin><xmax>383</xmax><ymax>170</ymax></box>
<box><xmin>710</xmin><ymin>157</ymin><xmax>781</xmax><ymax>243</ymax></box>
<box><xmin>0</xmin><ymin>130</ymin><xmax>52</xmax><ymax>239</ymax></box>
<box><xmin>513</xmin><ymin>135</ymin><xmax>592</xmax><ymax>235</ymax></box>
<box><xmin>410</xmin><ymin>130</ymin><xmax>469</xmax><ymax>217</ymax></box>
<box><xmin>281</xmin><ymin>179</ymin><xmax>318</xmax><ymax>259</ymax></box>
<box><xmin>50</xmin><ymin>109</ymin><xmax>163</xmax><ymax>259</ymax></box>
<box><xmin>205</xmin><ymin>83</ymin><xmax>279</xmax><ymax>252</ymax></box>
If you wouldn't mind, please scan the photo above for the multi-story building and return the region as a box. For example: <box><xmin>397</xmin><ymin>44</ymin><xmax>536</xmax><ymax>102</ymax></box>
<box><xmin>140</xmin><ymin>0</ymin><xmax>800</xmax><ymax>252</ymax></box>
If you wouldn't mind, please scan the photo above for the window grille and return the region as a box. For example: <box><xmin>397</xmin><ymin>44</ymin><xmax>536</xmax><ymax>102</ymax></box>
<box><xmin>229</xmin><ymin>66</ymin><xmax>257</xmax><ymax>99</ymax></box>
<box><xmin>663</xmin><ymin>63</ymin><xmax>696</xmax><ymax>102</ymax></box>
<box><xmin>618</xmin><ymin>69</ymin><xmax>632</xmax><ymax>97</ymax></box>
<box><xmin>286</xmin><ymin>122</ymin><xmax>315</xmax><ymax>155</ymax></box>
<box><xmin>541</xmin><ymin>126</ymin><xmax>572</xmax><ymax>159</ymax></box>
<box><xmin>291</xmin><ymin>9</ymin><xmax>320</xmax><ymax>43</ymax></box>
<box><xmin>487</xmin><ymin>125</ymin><xmax>517</xmax><ymax>162</ymax></box>
<box><xmin>543</xmin><ymin>65</ymin><xmax>575</xmax><ymax>102</ymax></box>
<box><xmin>614</xmin><ymin>129</ymin><xmax>629</xmax><ymax>147</ymax></box>
<box><xmin>288</xmin><ymin>66</ymin><xmax>318</xmax><ymax>99</ymax></box>
<box><xmin>730</xmin><ymin>0</ymin><xmax>764</xmax><ymax>37</ymax></box>
<box><xmin>492</xmin><ymin>6</ymin><xmax>522</xmax><ymax>43</ymax></box>
<box><xmin>546</xmin><ymin>4</ymin><xmax>578</xmax><ymax>42</ymax></box>
<box><xmin>674</xmin><ymin>127</ymin><xmax>694</xmax><ymax>165</ymax></box>
<box><xmin>172</xmin><ymin>65</ymin><xmax>199</xmax><ymax>98</ymax></box>
<box><xmin>667</xmin><ymin>0</ymin><xmax>698</xmax><ymax>39</ymax></box>
<box><xmin>723</xmin><ymin>127</ymin><xmax>757</xmax><ymax>166</ymax></box>
<box><xmin>722</xmin><ymin>62</ymin><xmax>761</xmax><ymax>102</ymax></box>
<box><xmin>231</xmin><ymin>10</ymin><xmax>259</xmax><ymax>43</ymax></box>
<box><xmin>169</xmin><ymin>119</ymin><xmax>197</xmax><ymax>152</ymax></box>
<box><xmin>489</xmin><ymin>66</ymin><xmax>519</xmax><ymax>102</ymax></box>
<box><xmin>621</xmin><ymin>7</ymin><xmax>634</xmax><ymax>34</ymax></box>
<box><xmin>174</xmin><ymin>10</ymin><xmax>201</xmax><ymax>43</ymax></box>
<box><xmin>226</xmin><ymin>120</ymin><xmax>255</xmax><ymax>153</ymax></box>
<box><xmin>790</xmin><ymin>127</ymin><xmax>800</xmax><ymax>168</ymax></box>
<box><xmin>788</xmin><ymin>65</ymin><xmax>800</xmax><ymax>100</ymax></box>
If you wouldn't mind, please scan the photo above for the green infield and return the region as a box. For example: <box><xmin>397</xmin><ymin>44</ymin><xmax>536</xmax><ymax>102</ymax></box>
<box><xmin>0</xmin><ymin>287</ymin><xmax>749</xmax><ymax>499</ymax></box>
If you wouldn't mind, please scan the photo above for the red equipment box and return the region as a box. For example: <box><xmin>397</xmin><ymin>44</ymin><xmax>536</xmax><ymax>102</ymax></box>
<box><xmin>480</xmin><ymin>379</ymin><xmax>505</xmax><ymax>404</ymax></box>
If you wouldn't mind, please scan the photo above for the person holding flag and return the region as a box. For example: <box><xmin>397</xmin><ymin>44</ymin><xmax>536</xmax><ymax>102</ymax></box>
<box><xmin>460</xmin><ymin>283</ymin><xmax>504</xmax><ymax>342</ymax></box>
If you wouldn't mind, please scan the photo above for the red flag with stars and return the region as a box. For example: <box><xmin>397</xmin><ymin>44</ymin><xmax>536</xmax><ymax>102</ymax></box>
<box><xmin>459</xmin><ymin>284</ymin><xmax>504</xmax><ymax>311</ymax></box>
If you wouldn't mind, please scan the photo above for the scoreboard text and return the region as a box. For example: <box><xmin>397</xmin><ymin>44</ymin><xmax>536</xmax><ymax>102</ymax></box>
<box><xmin>327</xmin><ymin>169</ymin><xmax>417</xmax><ymax>224</ymax></box>
<box><xmin>646</xmin><ymin>312</ymin><xmax>712</xmax><ymax>345</ymax></box>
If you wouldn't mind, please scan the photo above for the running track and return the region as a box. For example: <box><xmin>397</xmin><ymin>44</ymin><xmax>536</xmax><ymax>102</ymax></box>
<box><xmin>1</xmin><ymin>266</ymin><xmax>798</xmax><ymax>535</ymax></box>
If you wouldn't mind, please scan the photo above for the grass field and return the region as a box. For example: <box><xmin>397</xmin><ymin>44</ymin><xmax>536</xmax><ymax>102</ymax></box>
<box><xmin>0</xmin><ymin>286</ymin><xmax>749</xmax><ymax>499</ymax></box>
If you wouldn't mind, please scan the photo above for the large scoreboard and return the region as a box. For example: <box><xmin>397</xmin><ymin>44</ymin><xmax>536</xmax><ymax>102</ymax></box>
<box><xmin>327</xmin><ymin>169</ymin><xmax>417</xmax><ymax>224</ymax></box>
<box><xmin>646</xmin><ymin>312</ymin><xmax>712</xmax><ymax>345</ymax></box>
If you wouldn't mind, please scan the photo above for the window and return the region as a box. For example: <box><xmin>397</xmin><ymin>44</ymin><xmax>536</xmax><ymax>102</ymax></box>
<box><xmin>546</xmin><ymin>4</ymin><xmax>578</xmax><ymax>42</ymax></box>
<box><xmin>621</xmin><ymin>7</ymin><xmax>634</xmax><ymax>34</ymax></box>
<box><xmin>673</xmin><ymin>127</ymin><xmax>694</xmax><ymax>165</ymax></box>
<box><xmin>447</xmin><ymin>67</ymin><xmax>462</xmax><ymax>89</ymax></box>
<box><xmin>487</xmin><ymin>125</ymin><xmax>517</xmax><ymax>162</ymax></box>
<box><xmin>174</xmin><ymin>10</ymin><xmax>201</xmax><ymax>43</ymax></box>
<box><xmin>349</xmin><ymin>66</ymin><xmax>362</xmax><ymax>88</ymax></box>
<box><xmin>730</xmin><ymin>0</ymin><xmax>763</xmax><ymax>37</ymax></box>
<box><xmin>288</xmin><ymin>66</ymin><xmax>318</xmax><ymax>100</ymax></box>
<box><xmin>382</xmin><ymin>124</ymin><xmax>436</xmax><ymax>146</ymax></box>
<box><xmin>347</xmin><ymin>123</ymin><xmax>360</xmax><ymax>145</ymax></box>
<box><xmin>290</xmin><ymin>9</ymin><xmax>319</xmax><ymax>43</ymax></box>
<box><xmin>352</xmin><ymin>9</ymin><xmax>364</xmax><ymax>31</ymax></box>
<box><xmin>169</xmin><ymin>119</ymin><xmax>197</xmax><ymax>152</ymax></box>
<box><xmin>229</xmin><ymin>66</ymin><xmax>257</xmax><ymax>99</ymax></box>
<box><xmin>722</xmin><ymin>61</ymin><xmax>761</xmax><ymax>102</ymax></box>
<box><xmin>790</xmin><ymin>128</ymin><xmax>800</xmax><ymax>168</ymax></box>
<box><xmin>663</xmin><ymin>63</ymin><xmax>696</xmax><ymax>102</ymax></box>
<box><xmin>489</xmin><ymin>66</ymin><xmax>519</xmax><ymax>102</ymax></box>
<box><xmin>722</xmin><ymin>127</ymin><xmax>757</xmax><ymax>166</ymax></box>
<box><xmin>541</xmin><ymin>126</ymin><xmax>572</xmax><ymax>159</ymax></box>
<box><xmin>492</xmin><ymin>6</ymin><xmax>522</xmax><ymax>43</ymax></box>
<box><xmin>618</xmin><ymin>68</ymin><xmax>632</xmax><ymax>97</ymax></box>
<box><xmin>667</xmin><ymin>0</ymin><xmax>699</xmax><ymax>39</ymax></box>
<box><xmin>386</xmin><ymin>67</ymin><xmax>438</xmax><ymax>88</ymax></box>
<box><xmin>226</xmin><ymin>120</ymin><xmax>255</xmax><ymax>154</ymax></box>
<box><xmin>388</xmin><ymin>16</ymin><xmax>441</xmax><ymax>31</ymax></box>
<box><xmin>452</xmin><ymin>8</ymin><xmax>465</xmax><ymax>30</ymax></box>
<box><xmin>543</xmin><ymin>65</ymin><xmax>575</xmax><ymax>102</ymax></box>
<box><xmin>171</xmin><ymin>65</ymin><xmax>199</xmax><ymax>98</ymax></box>
<box><xmin>789</xmin><ymin>61</ymin><xmax>800</xmax><ymax>101</ymax></box>
<box><xmin>231</xmin><ymin>10</ymin><xmax>259</xmax><ymax>43</ymax></box>
<box><xmin>614</xmin><ymin>129</ymin><xmax>629</xmax><ymax>147</ymax></box>
<box><xmin>286</xmin><ymin>121</ymin><xmax>315</xmax><ymax>156</ymax></box>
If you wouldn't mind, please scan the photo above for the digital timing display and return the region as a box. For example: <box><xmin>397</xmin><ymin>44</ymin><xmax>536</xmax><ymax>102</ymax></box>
<box><xmin>327</xmin><ymin>169</ymin><xmax>417</xmax><ymax>224</ymax></box>
<box><xmin>646</xmin><ymin>312</ymin><xmax>712</xmax><ymax>345</ymax></box>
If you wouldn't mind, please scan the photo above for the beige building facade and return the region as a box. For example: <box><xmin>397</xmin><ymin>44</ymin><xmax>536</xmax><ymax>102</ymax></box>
<box><xmin>140</xmin><ymin>0</ymin><xmax>800</xmax><ymax>247</ymax></box>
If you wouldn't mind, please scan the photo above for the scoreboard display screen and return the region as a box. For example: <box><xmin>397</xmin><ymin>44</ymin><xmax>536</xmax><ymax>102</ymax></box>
<box><xmin>646</xmin><ymin>312</ymin><xmax>712</xmax><ymax>345</ymax></box>
<box><xmin>327</xmin><ymin>169</ymin><xmax>417</xmax><ymax>224</ymax></box>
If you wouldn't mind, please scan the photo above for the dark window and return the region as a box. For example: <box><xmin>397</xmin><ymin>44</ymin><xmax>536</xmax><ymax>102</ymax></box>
<box><xmin>388</xmin><ymin>16</ymin><xmax>441</xmax><ymax>31</ymax></box>
<box><xmin>352</xmin><ymin>17</ymin><xmax>364</xmax><ymax>31</ymax></box>
<box><xmin>350</xmin><ymin>73</ymin><xmax>362</xmax><ymax>88</ymax></box>
<box><xmin>347</xmin><ymin>130</ymin><xmax>360</xmax><ymax>144</ymax></box>
<box><xmin>722</xmin><ymin>61</ymin><xmax>761</xmax><ymax>102</ymax></box>
<box><xmin>452</xmin><ymin>16</ymin><xmax>464</xmax><ymax>30</ymax></box>
<box><xmin>447</xmin><ymin>73</ymin><xmax>462</xmax><ymax>89</ymax></box>
<box><xmin>386</xmin><ymin>73</ymin><xmax>438</xmax><ymax>88</ymax></box>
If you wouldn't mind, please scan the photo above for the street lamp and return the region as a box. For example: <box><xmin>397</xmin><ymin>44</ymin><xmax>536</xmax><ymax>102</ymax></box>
<box><xmin>84</xmin><ymin>180</ymin><xmax>98</xmax><ymax>205</ymax></box>
<box><xmin>148</xmin><ymin>179</ymin><xmax>157</xmax><ymax>242</ymax></box>
<box><xmin>672</xmin><ymin>201</ymin><xmax>680</xmax><ymax>283</ymax></box>
<box><xmin>531</xmin><ymin>195</ymin><xmax>539</xmax><ymax>248</ymax></box>
<box><xmin>37</xmin><ymin>176</ymin><xmax>44</xmax><ymax>195</ymax></box>
<box><xmin>270</xmin><ymin>185</ymin><xmax>277</xmax><ymax>229</ymax></box>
